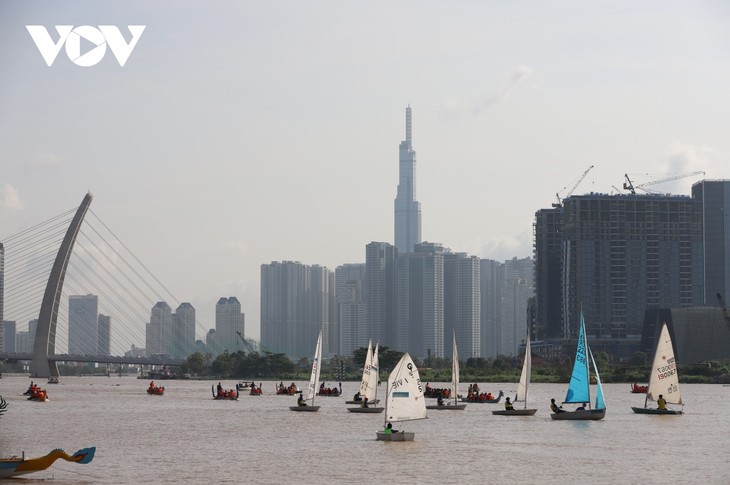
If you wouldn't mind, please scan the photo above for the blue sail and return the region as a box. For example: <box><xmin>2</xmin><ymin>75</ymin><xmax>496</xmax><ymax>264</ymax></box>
<box><xmin>564</xmin><ymin>311</ymin><xmax>590</xmax><ymax>404</ymax></box>
<box><xmin>589</xmin><ymin>347</ymin><xmax>606</xmax><ymax>410</ymax></box>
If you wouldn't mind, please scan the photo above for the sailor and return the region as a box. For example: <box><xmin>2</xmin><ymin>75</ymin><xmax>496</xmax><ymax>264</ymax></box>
<box><xmin>384</xmin><ymin>422</ymin><xmax>397</xmax><ymax>434</ymax></box>
<box><xmin>504</xmin><ymin>397</ymin><xmax>514</xmax><ymax>411</ymax></box>
<box><xmin>361</xmin><ymin>397</ymin><xmax>369</xmax><ymax>408</ymax></box>
<box><xmin>353</xmin><ymin>391</ymin><xmax>361</xmax><ymax>401</ymax></box>
<box><xmin>550</xmin><ymin>398</ymin><xmax>565</xmax><ymax>413</ymax></box>
<box><xmin>657</xmin><ymin>394</ymin><xmax>667</xmax><ymax>410</ymax></box>
<box><xmin>575</xmin><ymin>403</ymin><xmax>586</xmax><ymax>411</ymax></box>
<box><xmin>297</xmin><ymin>394</ymin><xmax>307</xmax><ymax>406</ymax></box>
<box><xmin>437</xmin><ymin>395</ymin><xmax>444</xmax><ymax>406</ymax></box>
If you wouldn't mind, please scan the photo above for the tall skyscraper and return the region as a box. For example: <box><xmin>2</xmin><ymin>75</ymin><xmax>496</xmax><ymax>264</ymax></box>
<box><xmin>533</xmin><ymin>207</ymin><xmax>563</xmax><ymax>340</ymax></box>
<box><xmin>394</xmin><ymin>105</ymin><xmax>422</xmax><ymax>253</ymax></box>
<box><xmin>479</xmin><ymin>259</ymin><xmax>503</xmax><ymax>358</ymax></box>
<box><xmin>146</xmin><ymin>301</ymin><xmax>172</xmax><ymax>356</ymax></box>
<box><xmin>444</xmin><ymin>252</ymin><xmax>481</xmax><ymax>360</ymax></box>
<box><xmin>215</xmin><ymin>297</ymin><xmax>245</xmax><ymax>354</ymax></box>
<box><xmin>97</xmin><ymin>314</ymin><xmax>111</xmax><ymax>356</ymax></box>
<box><xmin>395</xmin><ymin>242</ymin><xmax>445</xmax><ymax>359</ymax></box>
<box><xmin>335</xmin><ymin>263</ymin><xmax>366</xmax><ymax>357</ymax></box>
<box><xmin>69</xmin><ymin>295</ymin><xmax>98</xmax><ymax>355</ymax></box>
<box><xmin>365</xmin><ymin>242</ymin><xmax>397</xmax><ymax>347</ymax></box>
<box><xmin>692</xmin><ymin>180</ymin><xmax>730</xmax><ymax>304</ymax></box>
<box><xmin>174</xmin><ymin>302</ymin><xmax>196</xmax><ymax>358</ymax></box>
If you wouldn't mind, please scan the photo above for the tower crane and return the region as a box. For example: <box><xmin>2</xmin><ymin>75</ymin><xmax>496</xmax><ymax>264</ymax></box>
<box><xmin>553</xmin><ymin>164</ymin><xmax>594</xmax><ymax>207</ymax></box>
<box><xmin>623</xmin><ymin>171</ymin><xmax>705</xmax><ymax>195</ymax></box>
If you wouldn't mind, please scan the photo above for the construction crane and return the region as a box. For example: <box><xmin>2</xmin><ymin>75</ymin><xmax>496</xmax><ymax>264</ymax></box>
<box><xmin>553</xmin><ymin>164</ymin><xmax>594</xmax><ymax>207</ymax></box>
<box><xmin>716</xmin><ymin>294</ymin><xmax>730</xmax><ymax>331</ymax></box>
<box><xmin>623</xmin><ymin>171</ymin><xmax>705</xmax><ymax>195</ymax></box>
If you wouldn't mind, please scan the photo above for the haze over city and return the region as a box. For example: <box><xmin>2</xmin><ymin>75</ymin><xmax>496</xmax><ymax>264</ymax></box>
<box><xmin>1</xmin><ymin>1</ymin><xmax>729</xmax><ymax>340</ymax></box>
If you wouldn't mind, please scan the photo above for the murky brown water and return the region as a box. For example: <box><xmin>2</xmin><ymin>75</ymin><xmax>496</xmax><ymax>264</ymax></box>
<box><xmin>0</xmin><ymin>376</ymin><xmax>727</xmax><ymax>484</ymax></box>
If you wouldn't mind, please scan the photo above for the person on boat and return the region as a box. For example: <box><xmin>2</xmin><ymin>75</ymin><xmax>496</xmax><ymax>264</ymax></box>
<box><xmin>657</xmin><ymin>394</ymin><xmax>667</xmax><ymax>410</ymax></box>
<box><xmin>486</xmin><ymin>392</ymin><xmax>494</xmax><ymax>400</ymax></box>
<box><xmin>353</xmin><ymin>391</ymin><xmax>361</xmax><ymax>401</ymax></box>
<box><xmin>384</xmin><ymin>422</ymin><xmax>398</xmax><ymax>434</ymax></box>
<box><xmin>217</xmin><ymin>382</ymin><xmax>223</xmax><ymax>396</ymax></box>
<box><xmin>361</xmin><ymin>397</ymin><xmax>369</xmax><ymax>408</ymax></box>
<box><xmin>297</xmin><ymin>394</ymin><xmax>306</xmax><ymax>406</ymax></box>
<box><xmin>149</xmin><ymin>381</ymin><xmax>155</xmax><ymax>389</ymax></box>
<box><xmin>550</xmin><ymin>398</ymin><xmax>565</xmax><ymax>413</ymax></box>
<box><xmin>504</xmin><ymin>397</ymin><xmax>514</xmax><ymax>411</ymax></box>
<box><xmin>437</xmin><ymin>395</ymin><xmax>444</xmax><ymax>406</ymax></box>
<box><xmin>575</xmin><ymin>403</ymin><xmax>586</xmax><ymax>411</ymax></box>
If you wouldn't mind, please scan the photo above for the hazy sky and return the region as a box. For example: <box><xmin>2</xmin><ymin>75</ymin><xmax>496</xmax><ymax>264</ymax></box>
<box><xmin>1</xmin><ymin>1</ymin><xmax>729</xmax><ymax>342</ymax></box>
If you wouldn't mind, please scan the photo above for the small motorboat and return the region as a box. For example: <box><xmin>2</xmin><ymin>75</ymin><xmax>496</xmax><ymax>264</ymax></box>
<box><xmin>0</xmin><ymin>447</ymin><xmax>95</xmax><ymax>479</ymax></box>
<box><xmin>47</xmin><ymin>377</ymin><xmax>60</xmax><ymax>385</ymax></box>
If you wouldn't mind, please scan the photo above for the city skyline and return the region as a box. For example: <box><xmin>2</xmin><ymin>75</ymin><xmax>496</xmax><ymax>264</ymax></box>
<box><xmin>2</xmin><ymin>2</ymin><xmax>729</xmax><ymax>340</ymax></box>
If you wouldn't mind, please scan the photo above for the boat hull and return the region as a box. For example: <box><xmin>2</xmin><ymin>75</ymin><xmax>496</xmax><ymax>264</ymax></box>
<box><xmin>631</xmin><ymin>406</ymin><xmax>683</xmax><ymax>415</ymax></box>
<box><xmin>375</xmin><ymin>431</ymin><xmax>415</xmax><ymax>441</ymax></box>
<box><xmin>289</xmin><ymin>406</ymin><xmax>320</xmax><ymax>412</ymax></box>
<box><xmin>492</xmin><ymin>408</ymin><xmax>537</xmax><ymax>416</ymax></box>
<box><xmin>426</xmin><ymin>404</ymin><xmax>466</xmax><ymax>410</ymax></box>
<box><xmin>347</xmin><ymin>407</ymin><xmax>384</xmax><ymax>413</ymax></box>
<box><xmin>345</xmin><ymin>399</ymin><xmax>379</xmax><ymax>405</ymax></box>
<box><xmin>550</xmin><ymin>409</ymin><xmax>605</xmax><ymax>420</ymax></box>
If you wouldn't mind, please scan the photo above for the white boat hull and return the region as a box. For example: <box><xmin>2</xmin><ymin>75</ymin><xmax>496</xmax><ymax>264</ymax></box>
<box><xmin>426</xmin><ymin>404</ymin><xmax>466</xmax><ymax>410</ymax></box>
<box><xmin>289</xmin><ymin>406</ymin><xmax>320</xmax><ymax>412</ymax></box>
<box><xmin>631</xmin><ymin>406</ymin><xmax>682</xmax><ymax>415</ymax></box>
<box><xmin>550</xmin><ymin>409</ymin><xmax>605</xmax><ymax>420</ymax></box>
<box><xmin>492</xmin><ymin>408</ymin><xmax>537</xmax><ymax>416</ymax></box>
<box><xmin>375</xmin><ymin>431</ymin><xmax>415</xmax><ymax>441</ymax></box>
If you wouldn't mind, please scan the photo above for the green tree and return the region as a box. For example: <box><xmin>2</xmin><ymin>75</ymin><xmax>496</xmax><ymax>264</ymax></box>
<box><xmin>182</xmin><ymin>352</ymin><xmax>208</xmax><ymax>375</ymax></box>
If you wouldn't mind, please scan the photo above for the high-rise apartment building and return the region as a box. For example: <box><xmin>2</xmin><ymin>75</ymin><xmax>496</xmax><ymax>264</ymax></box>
<box><xmin>692</xmin><ymin>180</ymin><xmax>730</xmax><ymax>304</ymax></box>
<box><xmin>174</xmin><ymin>302</ymin><xmax>196</xmax><ymax>358</ymax></box>
<box><xmin>97</xmin><ymin>314</ymin><xmax>111</xmax><ymax>356</ymax></box>
<box><xmin>215</xmin><ymin>297</ymin><xmax>245</xmax><ymax>354</ymax></box>
<box><xmin>3</xmin><ymin>320</ymin><xmax>15</xmax><ymax>353</ymax></box>
<box><xmin>535</xmin><ymin>193</ymin><xmax>703</xmax><ymax>346</ymax></box>
<box><xmin>479</xmin><ymin>259</ymin><xmax>503</xmax><ymax>358</ymax></box>
<box><xmin>444</xmin><ymin>252</ymin><xmax>480</xmax><ymax>359</ymax></box>
<box><xmin>336</xmin><ymin>264</ymin><xmax>366</xmax><ymax>357</ymax></box>
<box><xmin>146</xmin><ymin>301</ymin><xmax>172</xmax><ymax>356</ymax></box>
<box><xmin>0</xmin><ymin>243</ymin><xmax>4</xmax><ymax>352</ymax></box>
<box><xmin>533</xmin><ymin>207</ymin><xmax>563</xmax><ymax>340</ymax></box>
<box><xmin>69</xmin><ymin>294</ymin><xmax>98</xmax><ymax>355</ymax></box>
<box><xmin>261</xmin><ymin>261</ymin><xmax>332</xmax><ymax>359</ymax></box>
<box><xmin>395</xmin><ymin>242</ymin><xmax>445</xmax><ymax>359</ymax></box>
<box><xmin>394</xmin><ymin>106</ymin><xmax>422</xmax><ymax>254</ymax></box>
<box><xmin>365</xmin><ymin>242</ymin><xmax>397</xmax><ymax>347</ymax></box>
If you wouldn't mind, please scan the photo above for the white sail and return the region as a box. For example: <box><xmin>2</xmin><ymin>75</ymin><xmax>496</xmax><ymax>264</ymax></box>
<box><xmin>369</xmin><ymin>343</ymin><xmax>380</xmax><ymax>402</ymax></box>
<box><xmin>306</xmin><ymin>329</ymin><xmax>323</xmax><ymax>403</ymax></box>
<box><xmin>647</xmin><ymin>323</ymin><xmax>682</xmax><ymax>405</ymax></box>
<box><xmin>516</xmin><ymin>335</ymin><xmax>531</xmax><ymax>404</ymax></box>
<box><xmin>385</xmin><ymin>353</ymin><xmax>427</xmax><ymax>423</ymax></box>
<box><xmin>451</xmin><ymin>334</ymin><xmax>459</xmax><ymax>403</ymax></box>
<box><xmin>359</xmin><ymin>340</ymin><xmax>373</xmax><ymax>399</ymax></box>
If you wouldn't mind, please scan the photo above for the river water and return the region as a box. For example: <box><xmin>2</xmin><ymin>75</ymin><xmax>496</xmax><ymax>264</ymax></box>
<box><xmin>0</xmin><ymin>376</ymin><xmax>727</xmax><ymax>484</ymax></box>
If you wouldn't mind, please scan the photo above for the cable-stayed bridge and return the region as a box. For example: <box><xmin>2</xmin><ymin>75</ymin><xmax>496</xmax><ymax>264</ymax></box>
<box><xmin>0</xmin><ymin>193</ymin><xmax>215</xmax><ymax>375</ymax></box>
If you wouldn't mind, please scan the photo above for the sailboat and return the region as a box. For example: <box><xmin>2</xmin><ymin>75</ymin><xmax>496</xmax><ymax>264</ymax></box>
<box><xmin>348</xmin><ymin>342</ymin><xmax>384</xmax><ymax>413</ymax></box>
<box><xmin>289</xmin><ymin>327</ymin><xmax>322</xmax><ymax>412</ymax></box>
<box><xmin>492</xmin><ymin>328</ymin><xmax>537</xmax><ymax>416</ymax></box>
<box><xmin>376</xmin><ymin>353</ymin><xmax>427</xmax><ymax>441</ymax></box>
<box><xmin>427</xmin><ymin>334</ymin><xmax>466</xmax><ymax>410</ymax></box>
<box><xmin>632</xmin><ymin>322</ymin><xmax>683</xmax><ymax>415</ymax></box>
<box><xmin>551</xmin><ymin>310</ymin><xmax>606</xmax><ymax>420</ymax></box>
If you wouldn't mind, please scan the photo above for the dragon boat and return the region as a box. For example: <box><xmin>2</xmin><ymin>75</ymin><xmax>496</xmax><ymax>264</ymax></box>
<box><xmin>0</xmin><ymin>447</ymin><xmax>96</xmax><ymax>479</ymax></box>
<box><xmin>147</xmin><ymin>385</ymin><xmax>165</xmax><ymax>395</ymax></box>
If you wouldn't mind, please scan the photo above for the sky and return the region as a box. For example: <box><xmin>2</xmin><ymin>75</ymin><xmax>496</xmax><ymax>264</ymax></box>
<box><xmin>1</xmin><ymin>1</ymin><xmax>729</xmax><ymax>343</ymax></box>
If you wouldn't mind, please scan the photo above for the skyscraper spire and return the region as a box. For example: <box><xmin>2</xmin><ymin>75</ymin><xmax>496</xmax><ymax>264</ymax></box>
<box><xmin>394</xmin><ymin>105</ymin><xmax>422</xmax><ymax>253</ymax></box>
<box><xmin>405</xmin><ymin>104</ymin><xmax>412</xmax><ymax>145</ymax></box>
